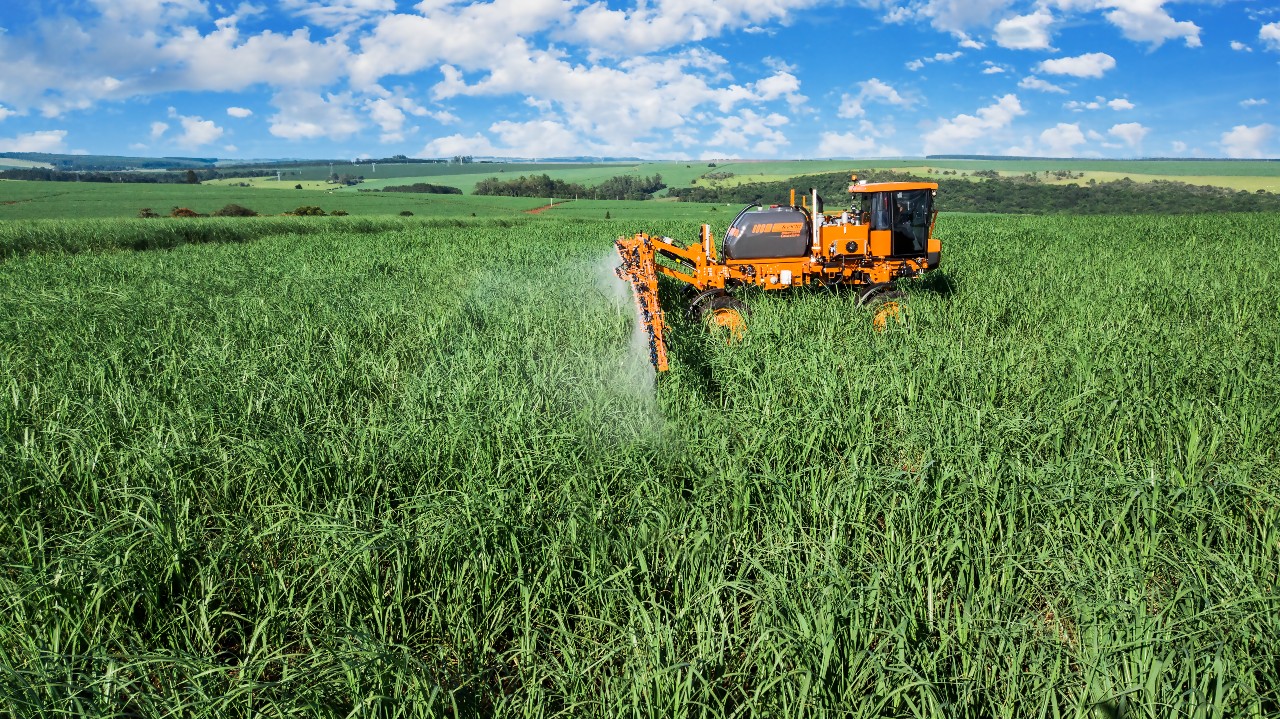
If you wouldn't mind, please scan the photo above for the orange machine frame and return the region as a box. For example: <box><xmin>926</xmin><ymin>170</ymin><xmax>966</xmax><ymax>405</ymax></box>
<box><xmin>615</xmin><ymin>179</ymin><xmax>941</xmax><ymax>371</ymax></box>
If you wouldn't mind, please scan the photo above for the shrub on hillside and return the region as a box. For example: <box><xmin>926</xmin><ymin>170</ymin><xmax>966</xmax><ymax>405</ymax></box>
<box><xmin>170</xmin><ymin>207</ymin><xmax>201</xmax><ymax>218</ymax></box>
<box><xmin>212</xmin><ymin>204</ymin><xmax>258</xmax><ymax>217</ymax></box>
<box><xmin>290</xmin><ymin>206</ymin><xmax>326</xmax><ymax>216</ymax></box>
<box><xmin>137</xmin><ymin>208</ymin><xmax>160</xmax><ymax>219</ymax></box>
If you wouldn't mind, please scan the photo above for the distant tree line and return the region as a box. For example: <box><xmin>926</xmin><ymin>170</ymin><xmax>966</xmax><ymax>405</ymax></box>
<box><xmin>365</xmin><ymin>182</ymin><xmax>463</xmax><ymax>195</ymax></box>
<box><xmin>473</xmin><ymin>173</ymin><xmax>667</xmax><ymax>200</ymax></box>
<box><xmin>668</xmin><ymin>170</ymin><xmax>1280</xmax><ymax>215</ymax></box>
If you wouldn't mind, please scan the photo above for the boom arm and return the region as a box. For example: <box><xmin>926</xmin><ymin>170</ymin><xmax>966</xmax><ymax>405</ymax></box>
<box><xmin>614</xmin><ymin>235</ymin><xmax>670</xmax><ymax>372</ymax></box>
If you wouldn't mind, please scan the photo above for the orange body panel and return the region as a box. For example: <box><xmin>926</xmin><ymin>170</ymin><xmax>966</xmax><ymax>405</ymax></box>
<box><xmin>869</xmin><ymin>230</ymin><xmax>892</xmax><ymax>257</ymax></box>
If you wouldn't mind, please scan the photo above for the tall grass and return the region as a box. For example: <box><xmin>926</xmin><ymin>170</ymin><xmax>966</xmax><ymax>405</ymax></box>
<box><xmin>1</xmin><ymin>213</ymin><xmax>1277</xmax><ymax>717</ymax></box>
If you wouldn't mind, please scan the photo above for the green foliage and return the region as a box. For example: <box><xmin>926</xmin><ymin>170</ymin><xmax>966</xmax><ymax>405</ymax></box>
<box><xmin>290</xmin><ymin>206</ymin><xmax>326</xmax><ymax>216</ymax></box>
<box><xmin>399</xmin><ymin>210</ymin><xmax>414</xmax><ymax>216</ymax></box>
<box><xmin>474</xmin><ymin>173</ymin><xmax>667</xmax><ymax>201</ymax></box>
<box><xmin>0</xmin><ymin>213</ymin><xmax>1277</xmax><ymax>716</ymax></box>
<box><xmin>211</xmin><ymin>203</ymin><xmax>258</xmax><ymax>217</ymax></box>
<box><xmin>374</xmin><ymin>182</ymin><xmax>464</xmax><ymax>195</ymax></box>
<box><xmin>669</xmin><ymin>169</ymin><xmax>1280</xmax><ymax>214</ymax></box>
<box><xmin>137</xmin><ymin>207</ymin><xmax>159</xmax><ymax>219</ymax></box>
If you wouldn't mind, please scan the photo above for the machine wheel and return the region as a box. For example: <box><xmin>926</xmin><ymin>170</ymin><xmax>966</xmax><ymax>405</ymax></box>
<box><xmin>857</xmin><ymin>284</ymin><xmax>893</xmax><ymax>307</ymax></box>
<box><xmin>690</xmin><ymin>292</ymin><xmax>749</xmax><ymax>342</ymax></box>
<box><xmin>865</xmin><ymin>290</ymin><xmax>906</xmax><ymax>332</ymax></box>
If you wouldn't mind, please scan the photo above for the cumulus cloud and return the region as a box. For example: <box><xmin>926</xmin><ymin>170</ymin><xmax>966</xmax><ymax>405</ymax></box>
<box><xmin>1263</xmin><ymin>22</ymin><xmax>1280</xmax><ymax>51</ymax></box>
<box><xmin>1020</xmin><ymin>76</ymin><xmax>1067</xmax><ymax>93</ymax></box>
<box><xmin>0</xmin><ymin>105</ymin><xmax>14</xmax><ymax>122</ymax></box>
<box><xmin>227</xmin><ymin>107</ymin><xmax>254</xmax><ymax>118</ymax></box>
<box><xmin>0</xmin><ymin>130</ymin><xmax>69</xmax><ymax>152</ymax></box>
<box><xmin>168</xmin><ymin>111</ymin><xmax>225</xmax><ymax>148</ymax></box>
<box><xmin>269</xmin><ymin>91</ymin><xmax>363</xmax><ymax>140</ymax></box>
<box><xmin>281</xmin><ymin>0</ymin><xmax>397</xmax><ymax>28</ymax></box>
<box><xmin>919</xmin><ymin>0</ymin><xmax>1016</xmax><ymax>34</ymax></box>
<box><xmin>818</xmin><ymin>131</ymin><xmax>902</xmax><ymax>158</ymax></box>
<box><xmin>1037</xmin><ymin>52</ymin><xmax>1115</xmax><ymax>78</ymax></box>
<box><xmin>1241</xmin><ymin>98</ymin><xmax>1268</xmax><ymax>108</ymax></box>
<box><xmin>1039</xmin><ymin>122</ymin><xmax>1086</xmax><ymax>155</ymax></box>
<box><xmin>906</xmin><ymin>50</ymin><xmax>963</xmax><ymax>71</ymax></box>
<box><xmin>1108</xmin><ymin>122</ymin><xmax>1148</xmax><ymax>149</ymax></box>
<box><xmin>922</xmin><ymin>94</ymin><xmax>1025</xmax><ymax>155</ymax></box>
<box><xmin>838</xmin><ymin>78</ymin><xmax>913</xmax><ymax>119</ymax></box>
<box><xmin>995</xmin><ymin>10</ymin><xmax>1055</xmax><ymax>50</ymax></box>
<box><xmin>560</xmin><ymin>0</ymin><xmax>827</xmax><ymax>54</ymax></box>
<box><xmin>1065</xmin><ymin>96</ymin><xmax>1133</xmax><ymax>111</ymax></box>
<box><xmin>1230</xmin><ymin>40</ymin><xmax>1252</xmax><ymax>52</ymax></box>
<box><xmin>1046</xmin><ymin>0</ymin><xmax>1200</xmax><ymax>48</ymax></box>
<box><xmin>1219</xmin><ymin>124</ymin><xmax>1275</xmax><ymax>159</ymax></box>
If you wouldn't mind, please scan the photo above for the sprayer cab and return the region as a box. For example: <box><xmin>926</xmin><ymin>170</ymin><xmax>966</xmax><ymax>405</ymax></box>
<box><xmin>614</xmin><ymin>173</ymin><xmax>942</xmax><ymax>371</ymax></box>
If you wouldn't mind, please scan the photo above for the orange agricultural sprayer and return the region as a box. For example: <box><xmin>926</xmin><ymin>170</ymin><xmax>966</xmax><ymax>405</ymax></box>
<box><xmin>615</xmin><ymin>175</ymin><xmax>942</xmax><ymax>371</ymax></box>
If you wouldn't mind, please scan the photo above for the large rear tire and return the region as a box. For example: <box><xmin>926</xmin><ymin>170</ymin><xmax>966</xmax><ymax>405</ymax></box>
<box><xmin>690</xmin><ymin>293</ymin><xmax>748</xmax><ymax>342</ymax></box>
<box><xmin>864</xmin><ymin>290</ymin><xmax>906</xmax><ymax>332</ymax></box>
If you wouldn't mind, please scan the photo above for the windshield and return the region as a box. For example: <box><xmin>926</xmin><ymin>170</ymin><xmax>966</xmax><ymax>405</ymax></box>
<box><xmin>890</xmin><ymin>190</ymin><xmax>932</xmax><ymax>255</ymax></box>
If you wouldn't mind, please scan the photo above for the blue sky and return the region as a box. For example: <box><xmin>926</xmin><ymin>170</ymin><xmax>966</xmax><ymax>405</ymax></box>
<box><xmin>0</xmin><ymin>0</ymin><xmax>1275</xmax><ymax>160</ymax></box>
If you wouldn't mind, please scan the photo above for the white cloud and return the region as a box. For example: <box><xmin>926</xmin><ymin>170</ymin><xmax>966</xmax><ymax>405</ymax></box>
<box><xmin>561</xmin><ymin>0</ymin><xmax>827</xmax><ymax>54</ymax></box>
<box><xmin>364</xmin><ymin>93</ymin><xmax>431</xmax><ymax>143</ymax></box>
<box><xmin>706</xmin><ymin>110</ymin><xmax>791</xmax><ymax>156</ymax></box>
<box><xmin>0</xmin><ymin>130</ymin><xmax>69</xmax><ymax>152</ymax></box>
<box><xmin>1171</xmin><ymin>140</ymin><xmax>1187</xmax><ymax>153</ymax></box>
<box><xmin>161</xmin><ymin>25</ymin><xmax>350</xmax><ymax>92</ymax></box>
<box><xmin>1066</xmin><ymin>96</ymin><xmax>1132</xmax><ymax>111</ymax></box>
<box><xmin>1039</xmin><ymin>122</ymin><xmax>1086</xmax><ymax>155</ymax></box>
<box><xmin>0</xmin><ymin>105</ymin><xmax>13</xmax><ymax>122</ymax></box>
<box><xmin>1020</xmin><ymin>76</ymin><xmax>1067</xmax><ymax>93</ymax></box>
<box><xmin>171</xmin><ymin>113</ymin><xmax>225</xmax><ymax>148</ymax></box>
<box><xmin>1219</xmin><ymin>124</ymin><xmax>1275</xmax><ymax>159</ymax></box>
<box><xmin>920</xmin><ymin>0</ymin><xmax>1016</xmax><ymax>34</ymax></box>
<box><xmin>1037</xmin><ymin>52</ymin><xmax>1115</xmax><ymax>78</ymax></box>
<box><xmin>227</xmin><ymin>107</ymin><xmax>254</xmax><ymax>118</ymax></box>
<box><xmin>1046</xmin><ymin>0</ymin><xmax>1200</xmax><ymax>48</ymax></box>
<box><xmin>86</xmin><ymin>0</ymin><xmax>208</xmax><ymax>28</ymax></box>
<box><xmin>838</xmin><ymin>78</ymin><xmax>913</xmax><ymax>119</ymax></box>
<box><xmin>269</xmin><ymin>90</ymin><xmax>363</xmax><ymax>140</ymax></box>
<box><xmin>1230</xmin><ymin>40</ymin><xmax>1252</xmax><ymax>52</ymax></box>
<box><xmin>905</xmin><ymin>50</ymin><xmax>964</xmax><ymax>71</ymax></box>
<box><xmin>1241</xmin><ymin>98</ymin><xmax>1268</xmax><ymax>108</ymax></box>
<box><xmin>995</xmin><ymin>10</ymin><xmax>1055</xmax><ymax>50</ymax></box>
<box><xmin>982</xmin><ymin>62</ymin><xmax>1008</xmax><ymax>74</ymax></box>
<box><xmin>1262</xmin><ymin>22</ymin><xmax>1280</xmax><ymax>51</ymax></box>
<box><xmin>818</xmin><ymin>131</ymin><xmax>901</xmax><ymax>158</ymax></box>
<box><xmin>280</xmin><ymin>0</ymin><xmax>396</xmax><ymax>28</ymax></box>
<box><xmin>421</xmin><ymin>132</ymin><xmax>500</xmax><ymax>158</ymax></box>
<box><xmin>922</xmin><ymin>94</ymin><xmax>1025</xmax><ymax>155</ymax></box>
<box><xmin>150</xmin><ymin>121</ymin><xmax>169</xmax><ymax>138</ymax></box>
<box><xmin>1108</xmin><ymin>122</ymin><xmax>1148</xmax><ymax>149</ymax></box>
<box><xmin>426</xmin><ymin>46</ymin><xmax>806</xmax><ymax>155</ymax></box>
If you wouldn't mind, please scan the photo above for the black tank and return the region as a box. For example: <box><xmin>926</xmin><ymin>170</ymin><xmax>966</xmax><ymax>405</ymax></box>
<box><xmin>722</xmin><ymin>207</ymin><xmax>811</xmax><ymax>260</ymax></box>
